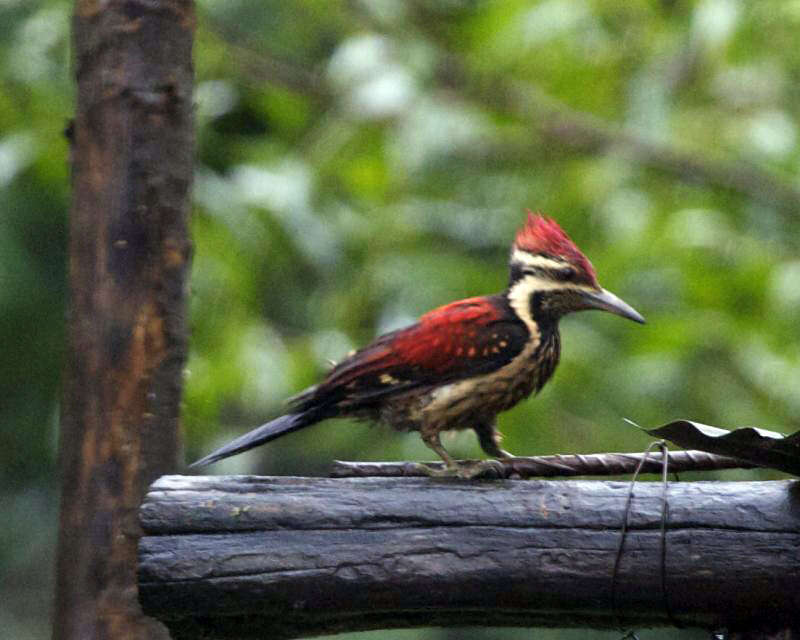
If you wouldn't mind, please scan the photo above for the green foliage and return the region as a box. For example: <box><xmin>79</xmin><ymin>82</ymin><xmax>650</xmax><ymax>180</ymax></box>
<box><xmin>3</xmin><ymin>0</ymin><xmax>800</xmax><ymax>637</ymax></box>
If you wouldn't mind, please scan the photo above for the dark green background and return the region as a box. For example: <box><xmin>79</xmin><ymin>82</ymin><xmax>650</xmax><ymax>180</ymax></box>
<box><xmin>2</xmin><ymin>1</ymin><xmax>798</xmax><ymax>638</ymax></box>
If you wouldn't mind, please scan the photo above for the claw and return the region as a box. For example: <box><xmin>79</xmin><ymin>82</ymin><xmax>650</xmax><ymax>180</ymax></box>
<box><xmin>410</xmin><ymin>459</ymin><xmax>511</xmax><ymax>479</ymax></box>
<box><xmin>409</xmin><ymin>462</ymin><xmax>460</xmax><ymax>477</ymax></box>
<box><xmin>458</xmin><ymin>459</ymin><xmax>508</xmax><ymax>479</ymax></box>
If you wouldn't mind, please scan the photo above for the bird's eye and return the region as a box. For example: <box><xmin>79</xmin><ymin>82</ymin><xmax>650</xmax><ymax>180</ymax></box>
<box><xmin>556</xmin><ymin>266</ymin><xmax>577</xmax><ymax>281</ymax></box>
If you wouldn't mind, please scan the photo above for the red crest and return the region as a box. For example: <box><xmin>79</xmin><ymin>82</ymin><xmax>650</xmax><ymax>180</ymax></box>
<box><xmin>514</xmin><ymin>211</ymin><xmax>597</xmax><ymax>283</ymax></box>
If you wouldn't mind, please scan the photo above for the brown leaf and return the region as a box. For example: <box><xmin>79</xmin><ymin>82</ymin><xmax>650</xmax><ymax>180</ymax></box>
<box><xmin>642</xmin><ymin>420</ymin><xmax>800</xmax><ymax>476</ymax></box>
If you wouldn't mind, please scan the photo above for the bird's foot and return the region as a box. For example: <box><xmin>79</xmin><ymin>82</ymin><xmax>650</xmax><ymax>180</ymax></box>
<box><xmin>410</xmin><ymin>459</ymin><xmax>509</xmax><ymax>479</ymax></box>
<box><xmin>457</xmin><ymin>459</ymin><xmax>509</xmax><ymax>479</ymax></box>
<box><xmin>407</xmin><ymin>462</ymin><xmax>459</xmax><ymax>478</ymax></box>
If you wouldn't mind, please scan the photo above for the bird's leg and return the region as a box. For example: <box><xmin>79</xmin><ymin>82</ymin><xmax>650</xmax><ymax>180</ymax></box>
<box><xmin>474</xmin><ymin>422</ymin><xmax>514</xmax><ymax>459</ymax></box>
<box><xmin>449</xmin><ymin>422</ymin><xmax>513</xmax><ymax>479</ymax></box>
<box><xmin>417</xmin><ymin>425</ymin><xmax>509</xmax><ymax>479</ymax></box>
<box><xmin>419</xmin><ymin>429</ymin><xmax>461</xmax><ymax>476</ymax></box>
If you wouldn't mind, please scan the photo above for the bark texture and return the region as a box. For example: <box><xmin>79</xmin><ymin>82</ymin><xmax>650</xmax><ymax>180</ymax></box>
<box><xmin>139</xmin><ymin>475</ymin><xmax>800</xmax><ymax>639</ymax></box>
<box><xmin>55</xmin><ymin>2</ymin><xmax>194</xmax><ymax>638</ymax></box>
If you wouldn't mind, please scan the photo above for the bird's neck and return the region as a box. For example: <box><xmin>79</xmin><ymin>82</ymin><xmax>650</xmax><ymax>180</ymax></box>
<box><xmin>505</xmin><ymin>275</ymin><xmax>564</xmax><ymax>335</ymax></box>
<box><xmin>501</xmin><ymin>282</ymin><xmax>562</xmax><ymax>395</ymax></box>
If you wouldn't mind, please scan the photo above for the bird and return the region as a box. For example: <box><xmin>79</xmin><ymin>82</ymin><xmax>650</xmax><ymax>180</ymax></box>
<box><xmin>191</xmin><ymin>212</ymin><xmax>644</xmax><ymax>476</ymax></box>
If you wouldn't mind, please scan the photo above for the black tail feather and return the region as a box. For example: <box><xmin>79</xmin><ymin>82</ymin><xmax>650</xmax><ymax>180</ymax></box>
<box><xmin>189</xmin><ymin>411</ymin><xmax>314</xmax><ymax>468</ymax></box>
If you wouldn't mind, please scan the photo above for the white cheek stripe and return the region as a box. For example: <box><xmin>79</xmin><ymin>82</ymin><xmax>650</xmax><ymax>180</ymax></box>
<box><xmin>507</xmin><ymin>275</ymin><xmax>546</xmax><ymax>332</ymax></box>
<box><xmin>507</xmin><ymin>275</ymin><xmax>594</xmax><ymax>330</ymax></box>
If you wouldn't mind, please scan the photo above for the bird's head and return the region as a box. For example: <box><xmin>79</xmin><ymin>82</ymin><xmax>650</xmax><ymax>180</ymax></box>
<box><xmin>508</xmin><ymin>211</ymin><xmax>645</xmax><ymax>326</ymax></box>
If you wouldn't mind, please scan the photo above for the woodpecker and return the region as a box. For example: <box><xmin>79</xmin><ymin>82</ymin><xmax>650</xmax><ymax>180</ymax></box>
<box><xmin>192</xmin><ymin>212</ymin><xmax>644</xmax><ymax>475</ymax></box>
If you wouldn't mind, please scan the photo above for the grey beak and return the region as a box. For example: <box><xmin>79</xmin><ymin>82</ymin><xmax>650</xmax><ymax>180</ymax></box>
<box><xmin>582</xmin><ymin>288</ymin><xmax>645</xmax><ymax>324</ymax></box>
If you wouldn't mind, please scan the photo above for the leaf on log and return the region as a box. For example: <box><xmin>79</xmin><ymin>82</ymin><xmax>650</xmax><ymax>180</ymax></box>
<box><xmin>642</xmin><ymin>420</ymin><xmax>800</xmax><ymax>476</ymax></box>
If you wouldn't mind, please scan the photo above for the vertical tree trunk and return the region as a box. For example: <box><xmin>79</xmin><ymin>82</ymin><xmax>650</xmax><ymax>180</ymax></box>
<box><xmin>54</xmin><ymin>2</ymin><xmax>194</xmax><ymax>638</ymax></box>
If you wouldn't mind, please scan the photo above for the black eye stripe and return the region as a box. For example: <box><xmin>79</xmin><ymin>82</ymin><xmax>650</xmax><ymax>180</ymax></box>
<box><xmin>510</xmin><ymin>257</ymin><xmax>587</xmax><ymax>287</ymax></box>
<box><xmin>521</xmin><ymin>266</ymin><xmax>547</xmax><ymax>278</ymax></box>
<box><xmin>522</xmin><ymin>266</ymin><xmax>576</xmax><ymax>281</ymax></box>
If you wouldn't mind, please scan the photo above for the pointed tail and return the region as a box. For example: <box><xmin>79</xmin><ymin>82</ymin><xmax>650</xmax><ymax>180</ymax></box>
<box><xmin>189</xmin><ymin>411</ymin><xmax>315</xmax><ymax>468</ymax></box>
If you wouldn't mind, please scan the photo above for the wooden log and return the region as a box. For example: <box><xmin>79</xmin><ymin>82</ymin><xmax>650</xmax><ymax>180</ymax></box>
<box><xmin>138</xmin><ymin>476</ymin><xmax>800</xmax><ymax>639</ymax></box>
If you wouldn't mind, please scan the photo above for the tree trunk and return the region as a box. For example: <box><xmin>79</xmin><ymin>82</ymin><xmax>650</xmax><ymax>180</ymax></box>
<box><xmin>138</xmin><ymin>475</ymin><xmax>800</xmax><ymax>639</ymax></box>
<box><xmin>54</xmin><ymin>1</ymin><xmax>194</xmax><ymax>638</ymax></box>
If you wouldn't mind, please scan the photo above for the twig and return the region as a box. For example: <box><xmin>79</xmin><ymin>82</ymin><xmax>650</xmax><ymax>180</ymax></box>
<box><xmin>202</xmin><ymin>15</ymin><xmax>331</xmax><ymax>101</ymax></box>
<box><xmin>330</xmin><ymin>450</ymin><xmax>757</xmax><ymax>479</ymax></box>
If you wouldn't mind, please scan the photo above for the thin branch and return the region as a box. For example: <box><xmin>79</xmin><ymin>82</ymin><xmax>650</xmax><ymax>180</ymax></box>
<box><xmin>365</xmin><ymin>2</ymin><xmax>800</xmax><ymax>214</ymax></box>
<box><xmin>203</xmin><ymin>11</ymin><xmax>800</xmax><ymax>213</ymax></box>
<box><xmin>329</xmin><ymin>450</ymin><xmax>757</xmax><ymax>479</ymax></box>
<box><xmin>435</xmin><ymin>59</ymin><xmax>800</xmax><ymax>214</ymax></box>
<box><xmin>202</xmin><ymin>15</ymin><xmax>331</xmax><ymax>101</ymax></box>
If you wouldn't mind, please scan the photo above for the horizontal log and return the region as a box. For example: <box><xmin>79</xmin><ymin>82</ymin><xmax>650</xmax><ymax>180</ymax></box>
<box><xmin>138</xmin><ymin>476</ymin><xmax>800</xmax><ymax>639</ymax></box>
